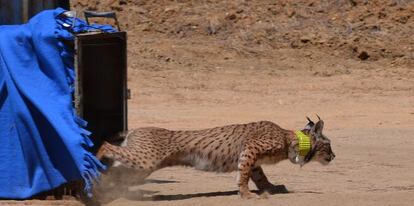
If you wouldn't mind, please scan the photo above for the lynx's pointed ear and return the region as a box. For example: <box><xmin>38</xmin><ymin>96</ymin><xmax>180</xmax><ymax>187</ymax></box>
<box><xmin>316</xmin><ymin>114</ymin><xmax>322</xmax><ymax>121</ymax></box>
<box><xmin>311</xmin><ymin>118</ymin><xmax>324</xmax><ymax>137</ymax></box>
<box><xmin>304</xmin><ymin>116</ymin><xmax>315</xmax><ymax>130</ymax></box>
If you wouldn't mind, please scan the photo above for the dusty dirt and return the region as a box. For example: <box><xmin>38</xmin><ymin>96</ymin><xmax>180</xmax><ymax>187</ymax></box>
<box><xmin>6</xmin><ymin>0</ymin><xmax>414</xmax><ymax>205</ymax></box>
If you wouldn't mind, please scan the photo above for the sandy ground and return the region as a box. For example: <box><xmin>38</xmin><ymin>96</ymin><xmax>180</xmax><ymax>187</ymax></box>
<box><xmin>98</xmin><ymin>57</ymin><xmax>414</xmax><ymax>206</ymax></box>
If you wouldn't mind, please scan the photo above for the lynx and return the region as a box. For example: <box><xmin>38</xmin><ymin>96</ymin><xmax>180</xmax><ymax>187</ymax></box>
<box><xmin>97</xmin><ymin>116</ymin><xmax>335</xmax><ymax>199</ymax></box>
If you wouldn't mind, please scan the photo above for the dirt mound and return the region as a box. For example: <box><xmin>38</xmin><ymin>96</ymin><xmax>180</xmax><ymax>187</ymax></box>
<box><xmin>72</xmin><ymin>0</ymin><xmax>413</xmax><ymax>65</ymax></box>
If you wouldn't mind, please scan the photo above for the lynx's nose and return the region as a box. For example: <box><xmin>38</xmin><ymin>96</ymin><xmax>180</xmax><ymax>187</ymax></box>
<box><xmin>331</xmin><ymin>152</ymin><xmax>336</xmax><ymax>160</ymax></box>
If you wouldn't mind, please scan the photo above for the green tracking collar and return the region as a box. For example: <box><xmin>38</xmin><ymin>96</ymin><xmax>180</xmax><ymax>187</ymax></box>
<box><xmin>295</xmin><ymin>130</ymin><xmax>311</xmax><ymax>157</ymax></box>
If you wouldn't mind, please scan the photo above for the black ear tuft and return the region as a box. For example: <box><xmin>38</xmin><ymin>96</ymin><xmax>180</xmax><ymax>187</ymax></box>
<box><xmin>311</xmin><ymin>119</ymin><xmax>324</xmax><ymax>136</ymax></box>
<box><xmin>304</xmin><ymin>116</ymin><xmax>315</xmax><ymax>130</ymax></box>
<box><xmin>316</xmin><ymin>114</ymin><xmax>321</xmax><ymax>121</ymax></box>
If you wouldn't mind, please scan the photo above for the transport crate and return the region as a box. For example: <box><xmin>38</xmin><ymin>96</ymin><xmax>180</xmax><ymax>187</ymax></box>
<box><xmin>34</xmin><ymin>11</ymin><xmax>128</xmax><ymax>201</ymax></box>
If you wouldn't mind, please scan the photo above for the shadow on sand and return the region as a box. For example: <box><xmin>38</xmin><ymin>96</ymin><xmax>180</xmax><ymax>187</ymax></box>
<box><xmin>86</xmin><ymin>182</ymin><xmax>324</xmax><ymax>205</ymax></box>
<box><xmin>143</xmin><ymin>179</ymin><xmax>178</xmax><ymax>184</ymax></box>
<box><xmin>89</xmin><ymin>178</ymin><xmax>304</xmax><ymax>206</ymax></box>
<box><xmin>148</xmin><ymin>184</ymin><xmax>289</xmax><ymax>201</ymax></box>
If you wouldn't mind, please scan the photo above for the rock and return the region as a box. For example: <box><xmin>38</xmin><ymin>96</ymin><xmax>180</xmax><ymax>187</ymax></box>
<box><xmin>164</xmin><ymin>5</ymin><xmax>180</xmax><ymax>13</ymax></box>
<box><xmin>207</xmin><ymin>16</ymin><xmax>221</xmax><ymax>35</ymax></box>
<box><xmin>290</xmin><ymin>40</ymin><xmax>300</xmax><ymax>48</ymax></box>
<box><xmin>358</xmin><ymin>51</ymin><xmax>370</xmax><ymax>60</ymax></box>
<box><xmin>286</xmin><ymin>9</ymin><xmax>296</xmax><ymax>18</ymax></box>
<box><xmin>225</xmin><ymin>13</ymin><xmax>237</xmax><ymax>20</ymax></box>
<box><xmin>349</xmin><ymin>0</ymin><xmax>357</xmax><ymax>6</ymax></box>
<box><xmin>300</xmin><ymin>36</ymin><xmax>312</xmax><ymax>43</ymax></box>
<box><xmin>135</xmin><ymin>7</ymin><xmax>148</xmax><ymax>14</ymax></box>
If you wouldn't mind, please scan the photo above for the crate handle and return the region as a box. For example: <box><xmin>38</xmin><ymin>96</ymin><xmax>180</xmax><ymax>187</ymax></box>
<box><xmin>84</xmin><ymin>11</ymin><xmax>121</xmax><ymax>31</ymax></box>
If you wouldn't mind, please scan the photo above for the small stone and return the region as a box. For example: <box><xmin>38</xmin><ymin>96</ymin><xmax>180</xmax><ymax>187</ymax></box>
<box><xmin>226</xmin><ymin>13</ymin><xmax>237</xmax><ymax>20</ymax></box>
<box><xmin>300</xmin><ymin>36</ymin><xmax>311</xmax><ymax>43</ymax></box>
<box><xmin>286</xmin><ymin>9</ymin><xmax>295</xmax><ymax>18</ymax></box>
<box><xmin>358</xmin><ymin>51</ymin><xmax>370</xmax><ymax>60</ymax></box>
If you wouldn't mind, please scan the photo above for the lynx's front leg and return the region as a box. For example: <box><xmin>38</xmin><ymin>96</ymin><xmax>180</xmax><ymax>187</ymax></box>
<box><xmin>251</xmin><ymin>166</ymin><xmax>275</xmax><ymax>191</ymax></box>
<box><xmin>237</xmin><ymin>149</ymin><xmax>259</xmax><ymax>199</ymax></box>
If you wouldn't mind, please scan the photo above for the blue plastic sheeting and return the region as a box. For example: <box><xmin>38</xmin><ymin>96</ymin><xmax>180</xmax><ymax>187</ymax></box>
<box><xmin>0</xmin><ymin>8</ymin><xmax>114</xmax><ymax>199</ymax></box>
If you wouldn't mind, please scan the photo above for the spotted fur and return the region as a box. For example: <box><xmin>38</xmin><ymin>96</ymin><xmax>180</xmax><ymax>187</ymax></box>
<box><xmin>97</xmin><ymin>118</ymin><xmax>335</xmax><ymax>199</ymax></box>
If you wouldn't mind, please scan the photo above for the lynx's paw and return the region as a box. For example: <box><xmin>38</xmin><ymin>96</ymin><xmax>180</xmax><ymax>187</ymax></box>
<box><xmin>239</xmin><ymin>191</ymin><xmax>260</xmax><ymax>199</ymax></box>
<box><xmin>259</xmin><ymin>191</ymin><xmax>270</xmax><ymax>199</ymax></box>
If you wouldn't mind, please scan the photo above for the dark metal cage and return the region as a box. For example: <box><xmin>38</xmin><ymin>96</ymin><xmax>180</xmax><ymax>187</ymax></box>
<box><xmin>74</xmin><ymin>31</ymin><xmax>128</xmax><ymax>152</ymax></box>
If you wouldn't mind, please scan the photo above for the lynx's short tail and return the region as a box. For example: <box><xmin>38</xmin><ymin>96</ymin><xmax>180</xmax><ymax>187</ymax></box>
<box><xmin>96</xmin><ymin>131</ymin><xmax>129</xmax><ymax>160</ymax></box>
<box><xmin>96</xmin><ymin>141</ymin><xmax>121</xmax><ymax>160</ymax></box>
<box><xmin>96</xmin><ymin>141</ymin><xmax>110</xmax><ymax>160</ymax></box>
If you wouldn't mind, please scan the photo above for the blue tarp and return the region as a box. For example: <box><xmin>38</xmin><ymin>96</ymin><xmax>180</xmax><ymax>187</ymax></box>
<box><xmin>0</xmin><ymin>8</ymin><xmax>114</xmax><ymax>198</ymax></box>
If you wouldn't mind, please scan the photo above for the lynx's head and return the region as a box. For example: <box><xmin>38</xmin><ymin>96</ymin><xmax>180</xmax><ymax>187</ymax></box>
<box><xmin>302</xmin><ymin>116</ymin><xmax>335</xmax><ymax>165</ymax></box>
